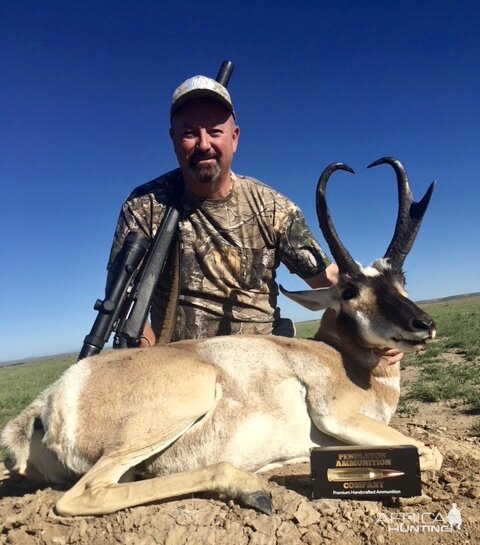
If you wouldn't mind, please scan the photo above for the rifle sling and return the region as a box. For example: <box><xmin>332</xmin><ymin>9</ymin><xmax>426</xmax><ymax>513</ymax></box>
<box><xmin>156</xmin><ymin>235</ymin><xmax>181</xmax><ymax>345</ymax></box>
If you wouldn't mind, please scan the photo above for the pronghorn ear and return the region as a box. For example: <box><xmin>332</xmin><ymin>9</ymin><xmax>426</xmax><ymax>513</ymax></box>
<box><xmin>279</xmin><ymin>285</ymin><xmax>339</xmax><ymax>311</ymax></box>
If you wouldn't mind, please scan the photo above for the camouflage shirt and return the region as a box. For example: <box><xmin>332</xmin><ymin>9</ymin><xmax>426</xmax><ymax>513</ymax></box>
<box><xmin>109</xmin><ymin>169</ymin><xmax>330</xmax><ymax>341</ymax></box>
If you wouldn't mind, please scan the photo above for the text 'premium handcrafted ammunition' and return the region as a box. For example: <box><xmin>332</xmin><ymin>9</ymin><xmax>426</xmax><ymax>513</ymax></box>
<box><xmin>311</xmin><ymin>445</ymin><xmax>422</xmax><ymax>499</ymax></box>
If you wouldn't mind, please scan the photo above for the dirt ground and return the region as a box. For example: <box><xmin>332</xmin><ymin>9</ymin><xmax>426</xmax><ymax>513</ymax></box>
<box><xmin>1</xmin><ymin>365</ymin><xmax>479</xmax><ymax>545</ymax></box>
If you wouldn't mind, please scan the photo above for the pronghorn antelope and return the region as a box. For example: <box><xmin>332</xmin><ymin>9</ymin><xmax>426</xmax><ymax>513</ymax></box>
<box><xmin>2</xmin><ymin>157</ymin><xmax>442</xmax><ymax>517</ymax></box>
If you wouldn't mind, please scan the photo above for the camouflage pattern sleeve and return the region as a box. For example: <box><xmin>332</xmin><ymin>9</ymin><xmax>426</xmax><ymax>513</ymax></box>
<box><xmin>107</xmin><ymin>171</ymin><xmax>180</xmax><ymax>268</ymax></box>
<box><xmin>107</xmin><ymin>196</ymin><xmax>157</xmax><ymax>268</ymax></box>
<box><xmin>277</xmin><ymin>204</ymin><xmax>331</xmax><ymax>278</ymax></box>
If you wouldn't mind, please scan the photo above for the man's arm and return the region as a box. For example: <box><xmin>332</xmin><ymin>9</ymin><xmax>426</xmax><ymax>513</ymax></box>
<box><xmin>304</xmin><ymin>263</ymin><xmax>339</xmax><ymax>288</ymax></box>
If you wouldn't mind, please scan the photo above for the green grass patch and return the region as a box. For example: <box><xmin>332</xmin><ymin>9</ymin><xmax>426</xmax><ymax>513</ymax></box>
<box><xmin>470</xmin><ymin>419</ymin><xmax>480</xmax><ymax>436</ymax></box>
<box><xmin>401</xmin><ymin>298</ymin><xmax>480</xmax><ymax>411</ymax></box>
<box><xmin>405</xmin><ymin>361</ymin><xmax>480</xmax><ymax>409</ymax></box>
<box><xmin>409</xmin><ymin>298</ymin><xmax>480</xmax><ymax>362</ymax></box>
<box><xmin>396</xmin><ymin>398</ymin><xmax>419</xmax><ymax>416</ymax></box>
<box><xmin>295</xmin><ymin>320</ymin><xmax>319</xmax><ymax>340</ymax></box>
<box><xmin>0</xmin><ymin>357</ymin><xmax>73</xmax><ymax>439</ymax></box>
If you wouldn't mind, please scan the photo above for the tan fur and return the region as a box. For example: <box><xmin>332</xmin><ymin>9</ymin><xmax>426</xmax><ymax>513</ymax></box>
<box><xmin>2</xmin><ymin>392</ymin><xmax>49</xmax><ymax>475</ymax></box>
<box><xmin>1</xmin><ymin>268</ymin><xmax>443</xmax><ymax>516</ymax></box>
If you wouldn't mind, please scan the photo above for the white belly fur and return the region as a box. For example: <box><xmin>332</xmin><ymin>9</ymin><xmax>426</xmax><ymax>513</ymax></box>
<box><xmin>221</xmin><ymin>378</ymin><xmax>327</xmax><ymax>471</ymax></box>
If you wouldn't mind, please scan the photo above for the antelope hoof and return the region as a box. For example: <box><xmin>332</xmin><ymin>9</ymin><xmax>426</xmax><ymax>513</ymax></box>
<box><xmin>242</xmin><ymin>491</ymin><xmax>273</xmax><ymax>515</ymax></box>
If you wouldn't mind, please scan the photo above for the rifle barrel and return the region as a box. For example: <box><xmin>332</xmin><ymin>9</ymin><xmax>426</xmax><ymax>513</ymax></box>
<box><xmin>215</xmin><ymin>61</ymin><xmax>234</xmax><ymax>87</ymax></box>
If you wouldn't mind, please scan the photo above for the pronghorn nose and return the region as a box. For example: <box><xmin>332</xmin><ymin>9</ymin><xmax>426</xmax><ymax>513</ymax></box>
<box><xmin>409</xmin><ymin>317</ymin><xmax>434</xmax><ymax>332</ymax></box>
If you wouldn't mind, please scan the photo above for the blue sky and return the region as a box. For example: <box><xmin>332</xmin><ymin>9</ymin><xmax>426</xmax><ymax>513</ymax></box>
<box><xmin>1</xmin><ymin>0</ymin><xmax>479</xmax><ymax>362</ymax></box>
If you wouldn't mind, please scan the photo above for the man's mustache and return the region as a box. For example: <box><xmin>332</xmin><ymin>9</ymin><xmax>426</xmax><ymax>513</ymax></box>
<box><xmin>189</xmin><ymin>152</ymin><xmax>219</xmax><ymax>167</ymax></box>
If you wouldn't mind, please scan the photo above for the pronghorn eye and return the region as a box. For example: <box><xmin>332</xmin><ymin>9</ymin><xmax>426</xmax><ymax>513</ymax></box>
<box><xmin>341</xmin><ymin>287</ymin><xmax>358</xmax><ymax>301</ymax></box>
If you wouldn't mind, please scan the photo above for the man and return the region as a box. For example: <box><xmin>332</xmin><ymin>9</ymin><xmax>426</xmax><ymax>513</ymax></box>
<box><xmin>108</xmin><ymin>74</ymin><xmax>401</xmax><ymax>362</ymax></box>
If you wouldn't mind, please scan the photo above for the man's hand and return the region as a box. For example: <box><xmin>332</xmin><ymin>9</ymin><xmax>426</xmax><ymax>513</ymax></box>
<box><xmin>305</xmin><ymin>263</ymin><xmax>339</xmax><ymax>289</ymax></box>
<box><xmin>374</xmin><ymin>347</ymin><xmax>404</xmax><ymax>365</ymax></box>
<box><xmin>140</xmin><ymin>322</ymin><xmax>156</xmax><ymax>347</ymax></box>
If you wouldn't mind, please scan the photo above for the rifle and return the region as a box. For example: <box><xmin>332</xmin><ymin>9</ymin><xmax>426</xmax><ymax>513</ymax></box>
<box><xmin>78</xmin><ymin>61</ymin><xmax>234</xmax><ymax>361</ymax></box>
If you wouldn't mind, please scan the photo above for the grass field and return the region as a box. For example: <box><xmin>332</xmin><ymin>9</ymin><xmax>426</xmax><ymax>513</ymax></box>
<box><xmin>1</xmin><ymin>296</ymin><xmax>479</xmax><ymax>460</ymax></box>
<box><xmin>401</xmin><ymin>295</ymin><xmax>480</xmax><ymax>412</ymax></box>
<box><xmin>0</xmin><ymin>356</ymin><xmax>74</xmax><ymax>452</ymax></box>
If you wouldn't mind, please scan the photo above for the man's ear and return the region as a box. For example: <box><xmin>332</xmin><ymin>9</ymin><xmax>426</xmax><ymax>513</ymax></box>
<box><xmin>232</xmin><ymin>123</ymin><xmax>240</xmax><ymax>153</ymax></box>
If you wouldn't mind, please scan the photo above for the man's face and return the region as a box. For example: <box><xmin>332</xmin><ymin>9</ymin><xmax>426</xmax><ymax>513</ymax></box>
<box><xmin>170</xmin><ymin>98</ymin><xmax>239</xmax><ymax>187</ymax></box>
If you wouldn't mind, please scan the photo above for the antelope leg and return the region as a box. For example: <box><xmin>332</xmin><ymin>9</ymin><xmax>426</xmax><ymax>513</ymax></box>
<box><xmin>56</xmin><ymin>443</ymin><xmax>272</xmax><ymax>516</ymax></box>
<box><xmin>313</xmin><ymin>413</ymin><xmax>443</xmax><ymax>471</ymax></box>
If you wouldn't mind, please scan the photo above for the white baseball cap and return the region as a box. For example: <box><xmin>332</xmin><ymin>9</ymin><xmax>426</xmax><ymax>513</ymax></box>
<box><xmin>170</xmin><ymin>75</ymin><xmax>235</xmax><ymax>118</ymax></box>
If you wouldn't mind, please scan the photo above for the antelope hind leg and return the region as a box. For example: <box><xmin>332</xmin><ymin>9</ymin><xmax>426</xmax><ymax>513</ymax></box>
<box><xmin>56</xmin><ymin>449</ymin><xmax>272</xmax><ymax>516</ymax></box>
<box><xmin>55</xmin><ymin>411</ymin><xmax>202</xmax><ymax>516</ymax></box>
<box><xmin>55</xmin><ymin>383</ymin><xmax>272</xmax><ymax>515</ymax></box>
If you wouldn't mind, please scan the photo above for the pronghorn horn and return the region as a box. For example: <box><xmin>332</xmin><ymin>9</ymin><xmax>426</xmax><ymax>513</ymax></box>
<box><xmin>368</xmin><ymin>157</ymin><xmax>435</xmax><ymax>269</ymax></box>
<box><xmin>316</xmin><ymin>163</ymin><xmax>361</xmax><ymax>275</ymax></box>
